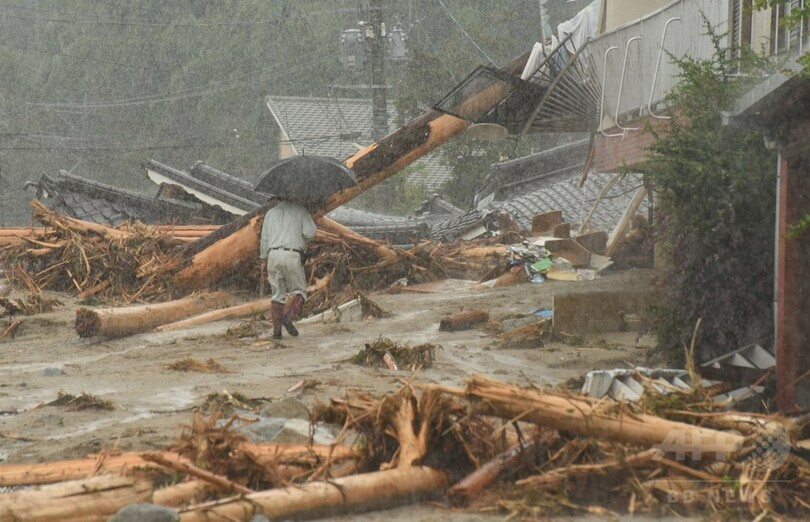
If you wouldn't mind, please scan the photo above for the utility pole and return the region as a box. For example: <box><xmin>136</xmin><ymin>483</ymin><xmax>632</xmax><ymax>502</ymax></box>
<box><xmin>369</xmin><ymin>0</ymin><xmax>387</xmax><ymax>140</ymax></box>
<box><xmin>538</xmin><ymin>0</ymin><xmax>546</xmax><ymax>43</ymax></box>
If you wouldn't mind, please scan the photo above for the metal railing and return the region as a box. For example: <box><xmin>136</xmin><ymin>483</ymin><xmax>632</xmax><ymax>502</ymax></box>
<box><xmin>590</xmin><ymin>0</ymin><xmax>733</xmax><ymax>134</ymax></box>
<box><xmin>591</xmin><ymin>0</ymin><xmax>808</xmax><ymax>136</ymax></box>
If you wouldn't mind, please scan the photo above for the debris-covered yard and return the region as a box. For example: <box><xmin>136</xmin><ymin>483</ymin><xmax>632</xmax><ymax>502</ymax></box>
<box><xmin>0</xmin><ymin>197</ymin><xmax>807</xmax><ymax>521</ymax></box>
<box><xmin>2</xmin><ymin>255</ymin><xmax>808</xmax><ymax>520</ymax></box>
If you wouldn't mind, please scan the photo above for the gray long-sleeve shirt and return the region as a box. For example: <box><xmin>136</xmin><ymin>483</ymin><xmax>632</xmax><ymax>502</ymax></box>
<box><xmin>259</xmin><ymin>201</ymin><xmax>317</xmax><ymax>259</ymax></box>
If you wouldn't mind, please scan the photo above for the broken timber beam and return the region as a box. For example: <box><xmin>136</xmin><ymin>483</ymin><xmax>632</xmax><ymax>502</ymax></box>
<box><xmin>439</xmin><ymin>309</ymin><xmax>489</xmax><ymax>332</ymax></box>
<box><xmin>606</xmin><ymin>186</ymin><xmax>648</xmax><ymax>257</ymax></box>
<box><xmin>169</xmin><ymin>51</ymin><xmax>532</xmax><ymax>290</ymax></box>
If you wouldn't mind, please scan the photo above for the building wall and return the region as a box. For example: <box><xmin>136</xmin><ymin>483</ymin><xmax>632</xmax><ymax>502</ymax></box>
<box><xmin>602</xmin><ymin>0</ymin><xmax>673</xmax><ymax>32</ymax></box>
<box><xmin>278</xmin><ymin>129</ymin><xmax>296</xmax><ymax>159</ymax></box>
<box><xmin>593</xmin><ymin>116</ymin><xmax>670</xmax><ymax>172</ymax></box>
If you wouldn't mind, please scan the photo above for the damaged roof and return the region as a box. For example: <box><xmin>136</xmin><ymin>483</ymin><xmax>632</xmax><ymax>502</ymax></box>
<box><xmin>27</xmin><ymin>170</ymin><xmax>207</xmax><ymax>226</ymax></box>
<box><xmin>496</xmin><ymin>172</ymin><xmax>648</xmax><ymax>233</ymax></box>
<box><xmin>265</xmin><ymin>95</ymin><xmax>452</xmax><ymax>191</ymax></box>
<box><xmin>486</xmin><ymin>138</ymin><xmax>591</xmax><ymax>200</ymax></box>
<box><xmin>146</xmin><ymin>160</ymin><xmax>440</xmax><ymax>244</ymax></box>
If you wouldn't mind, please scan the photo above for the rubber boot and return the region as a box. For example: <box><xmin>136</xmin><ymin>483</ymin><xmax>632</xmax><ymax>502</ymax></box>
<box><xmin>270</xmin><ymin>302</ymin><xmax>284</xmax><ymax>339</ymax></box>
<box><xmin>282</xmin><ymin>294</ymin><xmax>304</xmax><ymax>337</ymax></box>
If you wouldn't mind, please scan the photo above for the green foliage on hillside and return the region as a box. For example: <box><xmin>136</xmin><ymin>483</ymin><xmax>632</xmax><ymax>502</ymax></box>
<box><xmin>0</xmin><ymin>0</ymin><xmax>555</xmax><ymax>223</ymax></box>
<box><xmin>647</xmin><ymin>24</ymin><xmax>777</xmax><ymax>364</ymax></box>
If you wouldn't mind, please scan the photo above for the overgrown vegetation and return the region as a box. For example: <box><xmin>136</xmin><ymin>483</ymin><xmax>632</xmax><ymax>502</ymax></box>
<box><xmin>647</xmin><ymin>24</ymin><xmax>777</xmax><ymax>364</ymax></box>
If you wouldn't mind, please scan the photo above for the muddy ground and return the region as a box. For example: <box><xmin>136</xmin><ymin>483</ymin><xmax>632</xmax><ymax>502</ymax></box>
<box><xmin>0</xmin><ymin>268</ymin><xmax>658</xmax><ymax>515</ymax></box>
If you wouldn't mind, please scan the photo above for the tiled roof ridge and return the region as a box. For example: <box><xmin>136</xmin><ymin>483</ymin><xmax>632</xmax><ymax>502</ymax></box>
<box><xmin>146</xmin><ymin>160</ymin><xmax>261</xmax><ymax>213</ymax></box>
<box><xmin>55</xmin><ymin>170</ymin><xmax>157</xmax><ymax>205</ymax></box>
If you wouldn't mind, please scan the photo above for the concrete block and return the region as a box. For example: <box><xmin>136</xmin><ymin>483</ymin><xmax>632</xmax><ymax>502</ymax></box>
<box><xmin>552</xmin><ymin>288</ymin><xmax>658</xmax><ymax>334</ymax></box>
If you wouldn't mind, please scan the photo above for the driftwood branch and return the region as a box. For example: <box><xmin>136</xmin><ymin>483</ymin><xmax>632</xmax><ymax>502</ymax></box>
<box><xmin>142</xmin><ymin>452</ymin><xmax>254</xmax><ymax>495</ymax></box>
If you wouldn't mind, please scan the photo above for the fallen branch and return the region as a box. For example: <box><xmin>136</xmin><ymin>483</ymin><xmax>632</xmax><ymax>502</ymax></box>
<box><xmin>142</xmin><ymin>452</ymin><xmax>254</xmax><ymax>495</ymax></box>
<box><xmin>516</xmin><ymin>448</ymin><xmax>658</xmax><ymax>490</ymax></box>
<box><xmin>449</xmin><ymin>434</ymin><xmax>552</xmax><ymax>503</ymax></box>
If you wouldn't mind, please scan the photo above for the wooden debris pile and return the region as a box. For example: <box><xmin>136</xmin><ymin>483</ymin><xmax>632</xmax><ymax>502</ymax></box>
<box><xmin>351</xmin><ymin>337</ymin><xmax>438</xmax><ymax>371</ymax></box>
<box><xmin>0</xmin><ymin>294</ymin><xmax>62</xmax><ymax>317</ymax></box>
<box><xmin>164</xmin><ymin>357</ymin><xmax>231</xmax><ymax>374</ymax></box>
<box><xmin>47</xmin><ymin>390</ymin><xmax>115</xmax><ymax>412</ymax></box>
<box><xmin>1</xmin><ymin>203</ymin><xmax>513</xmax><ymax>317</ymax></box>
<box><xmin>0</xmin><ymin>200</ymin><xmax>182</xmax><ymax>303</ymax></box>
<box><xmin>1</xmin><ymin>375</ymin><xmax>808</xmax><ymax>520</ymax></box>
<box><xmin>302</xmin><ymin>232</ymin><xmax>510</xmax><ymax>316</ymax></box>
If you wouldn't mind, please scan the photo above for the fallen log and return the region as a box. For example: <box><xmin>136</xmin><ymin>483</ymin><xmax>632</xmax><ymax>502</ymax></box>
<box><xmin>75</xmin><ymin>291</ymin><xmax>232</xmax><ymax>338</ymax></box>
<box><xmin>168</xmin><ymin>51</ymin><xmax>532</xmax><ymax>291</ymax></box>
<box><xmin>0</xmin><ymin>443</ymin><xmax>358</xmax><ymax>487</ymax></box>
<box><xmin>0</xmin><ymin>452</ymin><xmax>159</xmax><ymax>487</ymax></box>
<box><xmin>153</xmin><ymin>479</ymin><xmax>212</xmax><ymax>507</ymax></box>
<box><xmin>0</xmin><ymin>474</ymin><xmax>152</xmax><ymax>522</ymax></box>
<box><xmin>443</xmin><ymin>375</ymin><xmax>746</xmax><ymax>458</ymax></box>
<box><xmin>438</xmin><ymin>309</ymin><xmax>489</xmax><ymax>332</ymax></box>
<box><xmin>178</xmin><ymin>466</ymin><xmax>448</xmax><ymax>522</ymax></box>
<box><xmin>170</xmin><ymin>206</ymin><xmax>270</xmax><ymax>290</ymax></box>
<box><xmin>155</xmin><ymin>297</ymin><xmax>274</xmax><ymax>332</ymax></box>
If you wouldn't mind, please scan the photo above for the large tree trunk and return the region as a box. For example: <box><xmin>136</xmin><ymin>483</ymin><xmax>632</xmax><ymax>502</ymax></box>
<box><xmin>0</xmin><ymin>475</ymin><xmax>152</xmax><ymax>522</ymax></box>
<box><xmin>450</xmin><ymin>375</ymin><xmax>746</xmax><ymax>456</ymax></box>
<box><xmin>169</xmin><ymin>51</ymin><xmax>532</xmax><ymax>291</ymax></box>
<box><xmin>178</xmin><ymin>466</ymin><xmax>448</xmax><ymax>522</ymax></box>
<box><xmin>75</xmin><ymin>291</ymin><xmax>232</xmax><ymax>338</ymax></box>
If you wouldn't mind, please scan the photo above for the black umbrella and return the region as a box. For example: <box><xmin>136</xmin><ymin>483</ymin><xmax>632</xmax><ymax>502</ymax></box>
<box><xmin>254</xmin><ymin>154</ymin><xmax>357</xmax><ymax>210</ymax></box>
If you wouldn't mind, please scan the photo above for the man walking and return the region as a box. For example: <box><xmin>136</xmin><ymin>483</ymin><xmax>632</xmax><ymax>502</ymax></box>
<box><xmin>259</xmin><ymin>199</ymin><xmax>317</xmax><ymax>339</ymax></box>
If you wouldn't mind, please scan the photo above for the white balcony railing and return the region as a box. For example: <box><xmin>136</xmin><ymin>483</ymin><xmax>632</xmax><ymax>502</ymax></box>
<box><xmin>590</xmin><ymin>0</ymin><xmax>733</xmax><ymax>133</ymax></box>
<box><xmin>591</xmin><ymin>0</ymin><xmax>808</xmax><ymax>135</ymax></box>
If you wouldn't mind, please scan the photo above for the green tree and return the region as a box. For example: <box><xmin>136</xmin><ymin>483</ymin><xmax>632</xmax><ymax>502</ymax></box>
<box><xmin>647</xmin><ymin>24</ymin><xmax>777</xmax><ymax>364</ymax></box>
<box><xmin>351</xmin><ymin>163</ymin><xmax>429</xmax><ymax>215</ymax></box>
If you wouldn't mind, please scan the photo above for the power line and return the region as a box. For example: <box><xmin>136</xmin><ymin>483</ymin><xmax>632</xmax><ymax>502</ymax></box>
<box><xmin>0</xmin><ymin>4</ymin><xmax>357</xmax><ymax>28</ymax></box>
<box><xmin>0</xmin><ymin>132</ymin><xmax>366</xmax><ymax>153</ymax></box>
<box><xmin>434</xmin><ymin>0</ymin><xmax>496</xmax><ymax>65</ymax></box>
<box><xmin>0</xmin><ymin>39</ymin><xmax>152</xmax><ymax>72</ymax></box>
<box><xmin>23</xmin><ymin>51</ymin><xmax>331</xmax><ymax>110</ymax></box>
